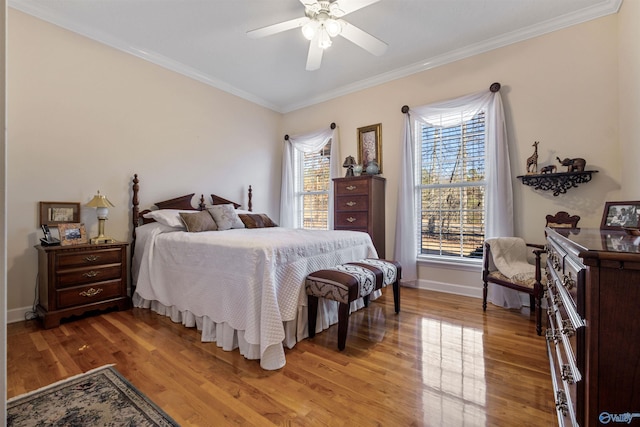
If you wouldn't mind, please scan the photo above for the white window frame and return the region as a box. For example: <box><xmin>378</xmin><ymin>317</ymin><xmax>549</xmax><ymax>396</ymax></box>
<box><xmin>293</xmin><ymin>141</ymin><xmax>331</xmax><ymax>230</ymax></box>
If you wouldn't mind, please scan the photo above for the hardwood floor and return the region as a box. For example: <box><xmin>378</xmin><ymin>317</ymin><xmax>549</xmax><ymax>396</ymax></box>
<box><xmin>7</xmin><ymin>288</ymin><xmax>556</xmax><ymax>426</ymax></box>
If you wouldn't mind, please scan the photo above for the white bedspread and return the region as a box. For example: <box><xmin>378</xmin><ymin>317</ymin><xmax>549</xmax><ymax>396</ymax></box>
<box><xmin>132</xmin><ymin>223</ymin><xmax>378</xmax><ymax>370</ymax></box>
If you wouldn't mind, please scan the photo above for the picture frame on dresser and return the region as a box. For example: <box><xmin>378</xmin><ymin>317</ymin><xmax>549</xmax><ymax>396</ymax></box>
<box><xmin>357</xmin><ymin>123</ymin><xmax>382</xmax><ymax>173</ymax></box>
<box><xmin>58</xmin><ymin>223</ymin><xmax>88</xmax><ymax>246</ymax></box>
<box><xmin>600</xmin><ymin>200</ymin><xmax>640</xmax><ymax>230</ymax></box>
<box><xmin>39</xmin><ymin>201</ymin><xmax>80</xmax><ymax>226</ymax></box>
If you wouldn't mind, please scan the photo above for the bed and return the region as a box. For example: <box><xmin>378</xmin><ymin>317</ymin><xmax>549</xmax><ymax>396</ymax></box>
<box><xmin>130</xmin><ymin>174</ymin><xmax>379</xmax><ymax>370</ymax></box>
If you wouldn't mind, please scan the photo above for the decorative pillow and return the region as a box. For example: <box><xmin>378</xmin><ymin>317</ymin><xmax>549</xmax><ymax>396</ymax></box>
<box><xmin>179</xmin><ymin>210</ymin><xmax>218</xmax><ymax>232</ymax></box>
<box><xmin>207</xmin><ymin>204</ymin><xmax>245</xmax><ymax>231</ymax></box>
<box><xmin>143</xmin><ymin>209</ymin><xmax>192</xmax><ymax>228</ymax></box>
<box><xmin>238</xmin><ymin>213</ymin><xmax>278</xmax><ymax>229</ymax></box>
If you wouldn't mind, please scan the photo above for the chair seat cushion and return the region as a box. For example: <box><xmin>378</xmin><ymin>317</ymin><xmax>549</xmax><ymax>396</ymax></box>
<box><xmin>487</xmin><ymin>270</ymin><xmax>546</xmax><ymax>289</ymax></box>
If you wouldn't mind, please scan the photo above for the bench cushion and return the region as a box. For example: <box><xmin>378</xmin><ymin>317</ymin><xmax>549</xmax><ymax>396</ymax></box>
<box><xmin>305</xmin><ymin>264</ymin><xmax>382</xmax><ymax>304</ymax></box>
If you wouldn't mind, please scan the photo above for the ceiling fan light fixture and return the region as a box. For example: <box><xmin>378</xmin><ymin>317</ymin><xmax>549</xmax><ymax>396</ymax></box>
<box><xmin>302</xmin><ymin>20</ymin><xmax>319</xmax><ymax>40</ymax></box>
<box><xmin>325</xmin><ymin>18</ymin><xmax>341</xmax><ymax>37</ymax></box>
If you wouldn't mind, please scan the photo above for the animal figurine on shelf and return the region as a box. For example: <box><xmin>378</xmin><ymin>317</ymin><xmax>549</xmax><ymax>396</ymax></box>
<box><xmin>540</xmin><ymin>165</ymin><xmax>557</xmax><ymax>174</ymax></box>
<box><xmin>556</xmin><ymin>156</ymin><xmax>586</xmax><ymax>172</ymax></box>
<box><xmin>526</xmin><ymin>141</ymin><xmax>539</xmax><ymax>174</ymax></box>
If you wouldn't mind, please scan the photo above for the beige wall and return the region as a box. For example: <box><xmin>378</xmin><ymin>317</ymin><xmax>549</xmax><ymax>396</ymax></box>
<box><xmin>283</xmin><ymin>15</ymin><xmax>623</xmax><ymax>295</ymax></box>
<box><xmin>619</xmin><ymin>0</ymin><xmax>640</xmax><ymax>198</ymax></box>
<box><xmin>7</xmin><ymin>10</ymin><xmax>282</xmax><ymax>315</ymax></box>
<box><xmin>7</xmin><ymin>8</ymin><xmax>637</xmax><ymax>312</ymax></box>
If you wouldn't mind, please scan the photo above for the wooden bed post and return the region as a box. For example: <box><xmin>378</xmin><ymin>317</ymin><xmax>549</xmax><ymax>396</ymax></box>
<box><xmin>248</xmin><ymin>185</ymin><xmax>252</xmax><ymax>212</ymax></box>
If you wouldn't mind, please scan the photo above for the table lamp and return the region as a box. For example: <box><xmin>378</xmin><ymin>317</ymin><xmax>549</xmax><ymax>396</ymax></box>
<box><xmin>86</xmin><ymin>190</ymin><xmax>115</xmax><ymax>244</ymax></box>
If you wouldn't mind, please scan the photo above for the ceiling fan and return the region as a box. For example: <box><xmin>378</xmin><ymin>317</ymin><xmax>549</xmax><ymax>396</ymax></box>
<box><xmin>247</xmin><ymin>0</ymin><xmax>388</xmax><ymax>71</ymax></box>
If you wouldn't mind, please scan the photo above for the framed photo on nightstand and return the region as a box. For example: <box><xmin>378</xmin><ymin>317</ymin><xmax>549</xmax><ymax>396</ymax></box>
<box><xmin>58</xmin><ymin>223</ymin><xmax>88</xmax><ymax>246</ymax></box>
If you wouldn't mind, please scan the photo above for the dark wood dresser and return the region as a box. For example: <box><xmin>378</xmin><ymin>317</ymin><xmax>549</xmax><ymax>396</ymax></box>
<box><xmin>544</xmin><ymin>227</ymin><xmax>640</xmax><ymax>426</ymax></box>
<box><xmin>333</xmin><ymin>175</ymin><xmax>385</xmax><ymax>258</ymax></box>
<box><xmin>36</xmin><ymin>242</ymin><xmax>130</xmax><ymax>328</ymax></box>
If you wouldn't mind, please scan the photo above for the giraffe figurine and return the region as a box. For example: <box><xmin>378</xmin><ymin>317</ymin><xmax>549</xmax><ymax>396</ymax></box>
<box><xmin>526</xmin><ymin>141</ymin><xmax>539</xmax><ymax>174</ymax></box>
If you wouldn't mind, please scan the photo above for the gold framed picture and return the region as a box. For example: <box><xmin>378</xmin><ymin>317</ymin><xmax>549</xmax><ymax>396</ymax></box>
<box><xmin>58</xmin><ymin>223</ymin><xmax>88</xmax><ymax>246</ymax></box>
<box><xmin>39</xmin><ymin>201</ymin><xmax>81</xmax><ymax>226</ymax></box>
<box><xmin>357</xmin><ymin>123</ymin><xmax>382</xmax><ymax>174</ymax></box>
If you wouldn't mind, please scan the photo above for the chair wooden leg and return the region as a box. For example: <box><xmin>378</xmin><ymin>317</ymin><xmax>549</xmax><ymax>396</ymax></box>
<box><xmin>308</xmin><ymin>295</ymin><xmax>318</xmax><ymax>338</ymax></box>
<box><xmin>535</xmin><ymin>295</ymin><xmax>542</xmax><ymax>336</ymax></box>
<box><xmin>482</xmin><ymin>281</ymin><xmax>488</xmax><ymax>311</ymax></box>
<box><xmin>529</xmin><ymin>294</ymin><xmax>535</xmax><ymax>311</ymax></box>
<box><xmin>337</xmin><ymin>302</ymin><xmax>350</xmax><ymax>351</ymax></box>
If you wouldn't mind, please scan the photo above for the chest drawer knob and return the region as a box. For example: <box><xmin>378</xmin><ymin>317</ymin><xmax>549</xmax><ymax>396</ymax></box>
<box><xmin>345</xmin><ymin>185</ymin><xmax>357</xmax><ymax>191</ymax></box>
<box><xmin>346</xmin><ymin>217</ymin><xmax>356</xmax><ymax>223</ymax></box>
<box><xmin>79</xmin><ymin>287</ymin><xmax>103</xmax><ymax>297</ymax></box>
<box><xmin>346</xmin><ymin>201</ymin><xmax>357</xmax><ymax>207</ymax></box>
<box><xmin>546</xmin><ymin>329</ymin><xmax>559</xmax><ymax>343</ymax></box>
<box><xmin>561</xmin><ymin>319</ymin><xmax>576</xmax><ymax>337</ymax></box>
<box><xmin>82</xmin><ymin>270</ymin><xmax>100</xmax><ymax>278</ymax></box>
<box><xmin>561</xmin><ymin>364</ymin><xmax>575</xmax><ymax>384</ymax></box>
<box><xmin>562</xmin><ymin>273</ymin><xmax>575</xmax><ymax>290</ymax></box>
<box><xmin>83</xmin><ymin>255</ymin><xmax>100</xmax><ymax>262</ymax></box>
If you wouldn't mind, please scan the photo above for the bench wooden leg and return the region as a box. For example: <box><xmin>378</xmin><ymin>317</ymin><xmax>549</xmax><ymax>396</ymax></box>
<box><xmin>337</xmin><ymin>302</ymin><xmax>350</xmax><ymax>351</ymax></box>
<box><xmin>363</xmin><ymin>294</ymin><xmax>370</xmax><ymax>307</ymax></box>
<box><xmin>308</xmin><ymin>295</ymin><xmax>318</xmax><ymax>338</ymax></box>
<box><xmin>393</xmin><ymin>280</ymin><xmax>400</xmax><ymax>314</ymax></box>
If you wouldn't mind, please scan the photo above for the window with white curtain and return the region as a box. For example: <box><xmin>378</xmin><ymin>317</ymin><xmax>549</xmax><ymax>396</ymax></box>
<box><xmin>295</xmin><ymin>141</ymin><xmax>331</xmax><ymax>229</ymax></box>
<box><xmin>416</xmin><ymin>111</ymin><xmax>485</xmax><ymax>259</ymax></box>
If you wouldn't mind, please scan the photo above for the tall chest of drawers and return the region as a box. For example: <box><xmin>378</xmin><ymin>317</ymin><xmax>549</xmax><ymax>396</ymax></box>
<box><xmin>333</xmin><ymin>175</ymin><xmax>385</xmax><ymax>258</ymax></box>
<box><xmin>36</xmin><ymin>242</ymin><xmax>130</xmax><ymax>328</ymax></box>
<box><xmin>544</xmin><ymin>227</ymin><xmax>640</xmax><ymax>426</ymax></box>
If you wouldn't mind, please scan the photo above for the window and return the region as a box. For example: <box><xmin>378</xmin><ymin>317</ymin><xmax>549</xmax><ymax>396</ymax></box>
<box><xmin>417</xmin><ymin>111</ymin><xmax>485</xmax><ymax>259</ymax></box>
<box><xmin>295</xmin><ymin>141</ymin><xmax>331</xmax><ymax>229</ymax></box>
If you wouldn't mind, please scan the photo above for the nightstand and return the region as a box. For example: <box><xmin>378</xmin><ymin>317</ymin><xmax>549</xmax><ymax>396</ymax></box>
<box><xmin>35</xmin><ymin>242</ymin><xmax>130</xmax><ymax>328</ymax></box>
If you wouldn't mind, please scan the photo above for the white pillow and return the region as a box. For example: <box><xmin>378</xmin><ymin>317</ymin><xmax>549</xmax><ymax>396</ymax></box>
<box><xmin>207</xmin><ymin>204</ymin><xmax>245</xmax><ymax>231</ymax></box>
<box><xmin>143</xmin><ymin>209</ymin><xmax>191</xmax><ymax>228</ymax></box>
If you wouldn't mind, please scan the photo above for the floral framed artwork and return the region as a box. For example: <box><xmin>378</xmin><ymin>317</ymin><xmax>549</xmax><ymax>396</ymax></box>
<box><xmin>58</xmin><ymin>223</ymin><xmax>88</xmax><ymax>246</ymax></box>
<box><xmin>600</xmin><ymin>201</ymin><xmax>640</xmax><ymax>230</ymax></box>
<box><xmin>39</xmin><ymin>201</ymin><xmax>81</xmax><ymax>226</ymax></box>
<box><xmin>357</xmin><ymin>123</ymin><xmax>382</xmax><ymax>173</ymax></box>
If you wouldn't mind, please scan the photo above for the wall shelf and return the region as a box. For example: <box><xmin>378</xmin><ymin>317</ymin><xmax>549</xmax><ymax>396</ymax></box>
<box><xmin>517</xmin><ymin>170</ymin><xmax>598</xmax><ymax>196</ymax></box>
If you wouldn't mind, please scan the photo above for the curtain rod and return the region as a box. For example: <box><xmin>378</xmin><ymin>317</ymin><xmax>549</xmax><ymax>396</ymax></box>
<box><xmin>401</xmin><ymin>82</ymin><xmax>501</xmax><ymax>113</ymax></box>
<box><xmin>284</xmin><ymin>122</ymin><xmax>336</xmax><ymax>141</ymax></box>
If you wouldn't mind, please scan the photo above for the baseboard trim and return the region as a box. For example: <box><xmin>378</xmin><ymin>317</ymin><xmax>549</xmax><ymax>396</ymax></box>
<box><xmin>403</xmin><ymin>278</ymin><xmax>483</xmax><ymax>299</ymax></box>
<box><xmin>8</xmin><ymin>306</ymin><xmax>35</xmax><ymax>324</ymax></box>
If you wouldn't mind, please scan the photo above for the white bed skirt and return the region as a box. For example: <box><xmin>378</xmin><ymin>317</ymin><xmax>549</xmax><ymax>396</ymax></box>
<box><xmin>132</xmin><ymin>290</ymin><xmax>381</xmax><ymax>370</ymax></box>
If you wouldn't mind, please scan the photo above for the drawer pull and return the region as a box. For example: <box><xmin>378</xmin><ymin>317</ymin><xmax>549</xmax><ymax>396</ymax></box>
<box><xmin>82</xmin><ymin>271</ymin><xmax>100</xmax><ymax>278</ymax></box>
<box><xmin>545</xmin><ymin>329</ymin><xmax>559</xmax><ymax>343</ymax></box>
<box><xmin>79</xmin><ymin>287</ymin><xmax>103</xmax><ymax>297</ymax></box>
<box><xmin>346</xmin><ymin>217</ymin><xmax>356</xmax><ymax>223</ymax></box>
<box><xmin>561</xmin><ymin>364</ymin><xmax>575</xmax><ymax>384</ymax></box>
<box><xmin>555</xmin><ymin>390</ymin><xmax>569</xmax><ymax>416</ymax></box>
<box><xmin>83</xmin><ymin>255</ymin><xmax>100</xmax><ymax>262</ymax></box>
<box><xmin>346</xmin><ymin>201</ymin><xmax>357</xmax><ymax>207</ymax></box>
<box><xmin>561</xmin><ymin>319</ymin><xmax>576</xmax><ymax>337</ymax></box>
<box><xmin>562</xmin><ymin>272</ymin><xmax>575</xmax><ymax>290</ymax></box>
<box><xmin>345</xmin><ymin>185</ymin><xmax>357</xmax><ymax>191</ymax></box>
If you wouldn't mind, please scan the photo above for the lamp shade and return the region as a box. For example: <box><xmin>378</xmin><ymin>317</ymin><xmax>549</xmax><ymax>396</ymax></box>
<box><xmin>85</xmin><ymin>191</ymin><xmax>115</xmax><ymax>209</ymax></box>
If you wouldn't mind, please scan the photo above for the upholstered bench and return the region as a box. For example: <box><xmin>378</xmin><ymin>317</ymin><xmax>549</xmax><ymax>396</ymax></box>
<box><xmin>305</xmin><ymin>259</ymin><xmax>401</xmax><ymax>350</ymax></box>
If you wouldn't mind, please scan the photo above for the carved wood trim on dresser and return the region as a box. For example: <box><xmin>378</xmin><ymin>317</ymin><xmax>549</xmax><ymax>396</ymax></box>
<box><xmin>544</xmin><ymin>227</ymin><xmax>640</xmax><ymax>426</ymax></box>
<box><xmin>333</xmin><ymin>175</ymin><xmax>385</xmax><ymax>258</ymax></box>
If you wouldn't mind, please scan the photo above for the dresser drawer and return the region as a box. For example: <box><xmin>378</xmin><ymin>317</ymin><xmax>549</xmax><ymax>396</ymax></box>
<box><xmin>335</xmin><ymin>212</ymin><xmax>368</xmax><ymax>228</ymax></box>
<box><xmin>57</xmin><ymin>279</ymin><xmax>124</xmax><ymax>308</ymax></box>
<box><xmin>547</xmin><ymin>329</ymin><xmax>579</xmax><ymax>427</ymax></box>
<box><xmin>57</xmin><ymin>264</ymin><xmax>123</xmax><ymax>288</ymax></box>
<box><xmin>335</xmin><ymin>195</ymin><xmax>369</xmax><ymax>212</ymax></box>
<box><xmin>335</xmin><ymin>178</ymin><xmax>369</xmax><ymax>195</ymax></box>
<box><xmin>56</xmin><ymin>248</ymin><xmax>123</xmax><ymax>268</ymax></box>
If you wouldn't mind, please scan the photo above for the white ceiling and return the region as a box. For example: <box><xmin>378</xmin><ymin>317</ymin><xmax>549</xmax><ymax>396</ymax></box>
<box><xmin>10</xmin><ymin>0</ymin><xmax>621</xmax><ymax>113</ymax></box>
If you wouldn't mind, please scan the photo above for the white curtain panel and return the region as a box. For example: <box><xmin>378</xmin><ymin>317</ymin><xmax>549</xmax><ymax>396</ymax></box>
<box><xmin>280</xmin><ymin>126</ymin><xmax>341</xmax><ymax>229</ymax></box>
<box><xmin>397</xmin><ymin>89</ymin><xmax>519</xmax><ymax>307</ymax></box>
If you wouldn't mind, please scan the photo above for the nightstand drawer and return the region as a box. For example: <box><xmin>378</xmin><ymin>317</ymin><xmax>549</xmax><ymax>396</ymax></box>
<box><xmin>335</xmin><ymin>178</ymin><xmax>369</xmax><ymax>195</ymax></box>
<box><xmin>56</xmin><ymin>248</ymin><xmax>123</xmax><ymax>268</ymax></box>
<box><xmin>57</xmin><ymin>279</ymin><xmax>124</xmax><ymax>308</ymax></box>
<box><xmin>57</xmin><ymin>264</ymin><xmax>123</xmax><ymax>288</ymax></box>
<box><xmin>335</xmin><ymin>195</ymin><xmax>369</xmax><ymax>211</ymax></box>
<box><xmin>335</xmin><ymin>212</ymin><xmax>368</xmax><ymax>228</ymax></box>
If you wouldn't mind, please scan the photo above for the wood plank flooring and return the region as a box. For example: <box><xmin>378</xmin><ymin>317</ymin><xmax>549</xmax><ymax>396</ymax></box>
<box><xmin>7</xmin><ymin>288</ymin><xmax>557</xmax><ymax>426</ymax></box>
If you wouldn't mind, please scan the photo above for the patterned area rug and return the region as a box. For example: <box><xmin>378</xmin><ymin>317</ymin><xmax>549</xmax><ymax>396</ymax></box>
<box><xmin>7</xmin><ymin>365</ymin><xmax>179</xmax><ymax>426</ymax></box>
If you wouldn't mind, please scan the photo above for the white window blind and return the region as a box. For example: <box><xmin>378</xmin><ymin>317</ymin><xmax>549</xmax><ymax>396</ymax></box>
<box><xmin>296</xmin><ymin>142</ymin><xmax>331</xmax><ymax>229</ymax></box>
<box><xmin>417</xmin><ymin>111</ymin><xmax>485</xmax><ymax>258</ymax></box>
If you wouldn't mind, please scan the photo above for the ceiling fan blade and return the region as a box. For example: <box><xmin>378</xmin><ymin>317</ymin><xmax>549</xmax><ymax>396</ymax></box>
<box><xmin>247</xmin><ymin>16</ymin><xmax>309</xmax><ymax>39</ymax></box>
<box><xmin>306</xmin><ymin>37</ymin><xmax>324</xmax><ymax>71</ymax></box>
<box><xmin>334</xmin><ymin>0</ymin><xmax>381</xmax><ymax>17</ymax></box>
<box><xmin>339</xmin><ymin>20</ymin><xmax>387</xmax><ymax>56</ymax></box>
